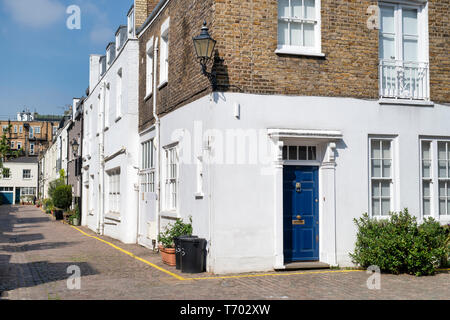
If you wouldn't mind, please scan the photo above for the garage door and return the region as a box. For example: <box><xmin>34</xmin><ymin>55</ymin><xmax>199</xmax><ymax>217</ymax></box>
<box><xmin>0</xmin><ymin>191</ymin><xmax>14</xmax><ymax>204</ymax></box>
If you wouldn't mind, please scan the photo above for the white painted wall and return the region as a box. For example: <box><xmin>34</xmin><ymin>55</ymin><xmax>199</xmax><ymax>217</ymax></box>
<box><xmin>154</xmin><ymin>92</ymin><xmax>450</xmax><ymax>274</ymax></box>
<box><xmin>82</xmin><ymin>37</ymin><xmax>140</xmax><ymax>244</ymax></box>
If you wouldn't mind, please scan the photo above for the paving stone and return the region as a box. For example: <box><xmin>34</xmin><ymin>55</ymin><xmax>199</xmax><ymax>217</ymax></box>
<box><xmin>0</xmin><ymin>205</ymin><xmax>448</xmax><ymax>300</ymax></box>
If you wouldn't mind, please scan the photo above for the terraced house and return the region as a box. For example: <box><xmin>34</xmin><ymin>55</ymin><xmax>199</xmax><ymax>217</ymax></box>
<box><xmin>131</xmin><ymin>0</ymin><xmax>449</xmax><ymax>274</ymax></box>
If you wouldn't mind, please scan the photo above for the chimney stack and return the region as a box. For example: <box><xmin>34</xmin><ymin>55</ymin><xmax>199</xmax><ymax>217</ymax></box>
<box><xmin>134</xmin><ymin>0</ymin><xmax>160</xmax><ymax>31</ymax></box>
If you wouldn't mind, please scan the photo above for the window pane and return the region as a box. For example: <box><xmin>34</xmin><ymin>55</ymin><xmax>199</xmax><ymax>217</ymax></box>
<box><xmin>371</xmin><ymin>140</ymin><xmax>381</xmax><ymax>158</ymax></box>
<box><xmin>278</xmin><ymin>21</ymin><xmax>289</xmax><ymax>46</ymax></box>
<box><xmin>303</xmin><ymin>23</ymin><xmax>315</xmax><ymax>47</ymax></box>
<box><xmin>382</xmin><ymin>141</ymin><xmax>391</xmax><ymax>159</ymax></box>
<box><xmin>380</xmin><ymin>6</ymin><xmax>395</xmax><ymax>34</ymax></box>
<box><xmin>372</xmin><ymin>199</ymin><xmax>380</xmax><ymax>216</ymax></box>
<box><xmin>305</xmin><ymin>0</ymin><xmax>315</xmax><ymax>19</ymax></box>
<box><xmin>381</xmin><ymin>181</ymin><xmax>390</xmax><ymax>197</ymax></box>
<box><xmin>423</xmin><ymin>182</ymin><xmax>431</xmax><ymax>198</ymax></box>
<box><xmin>423</xmin><ymin>199</ymin><xmax>430</xmax><ymax>216</ymax></box>
<box><xmin>381</xmin><ymin>199</ymin><xmax>390</xmax><ymax>216</ymax></box>
<box><xmin>403</xmin><ymin>39</ymin><xmax>418</xmax><ymax>62</ymax></box>
<box><xmin>438</xmin><ymin>142</ymin><xmax>446</xmax><ymax>160</ymax></box>
<box><xmin>403</xmin><ymin>9</ymin><xmax>418</xmax><ymax>36</ymax></box>
<box><xmin>292</xmin><ymin>0</ymin><xmax>302</xmax><ymax>18</ymax></box>
<box><xmin>298</xmin><ymin>146</ymin><xmax>307</xmax><ymax>160</ymax></box>
<box><xmin>439</xmin><ymin>182</ymin><xmax>446</xmax><ymax>198</ymax></box>
<box><xmin>439</xmin><ymin>200</ymin><xmax>446</xmax><ymax>216</ymax></box>
<box><xmin>380</xmin><ymin>36</ymin><xmax>395</xmax><ymax>60</ymax></box>
<box><xmin>422</xmin><ymin>141</ymin><xmax>431</xmax><ymax>160</ymax></box>
<box><xmin>422</xmin><ymin>160</ymin><xmax>431</xmax><ymax>178</ymax></box>
<box><xmin>278</xmin><ymin>0</ymin><xmax>290</xmax><ymax>17</ymax></box>
<box><xmin>372</xmin><ymin>182</ymin><xmax>380</xmax><ymax>197</ymax></box>
<box><xmin>308</xmin><ymin>146</ymin><xmax>317</xmax><ymax>161</ymax></box>
<box><xmin>290</xmin><ymin>23</ymin><xmax>302</xmax><ymax>46</ymax></box>
<box><xmin>289</xmin><ymin>146</ymin><xmax>297</xmax><ymax>160</ymax></box>
<box><xmin>382</xmin><ymin>160</ymin><xmax>391</xmax><ymax>177</ymax></box>
<box><xmin>372</xmin><ymin>160</ymin><xmax>381</xmax><ymax>177</ymax></box>
<box><xmin>438</xmin><ymin>161</ymin><xmax>448</xmax><ymax>178</ymax></box>
<box><xmin>283</xmin><ymin>146</ymin><xmax>288</xmax><ymax>160</ymax></box>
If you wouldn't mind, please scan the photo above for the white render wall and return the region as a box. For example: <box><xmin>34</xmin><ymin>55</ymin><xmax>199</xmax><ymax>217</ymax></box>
<box><xmin>82</xmin><ymin>38</ymin><xmax>140</xmax><ymax>244</ymax></box>
<box><xmin>155</xmin><ymin>92</ymin><xmax>450</xmax><ymax>274</ymax></box>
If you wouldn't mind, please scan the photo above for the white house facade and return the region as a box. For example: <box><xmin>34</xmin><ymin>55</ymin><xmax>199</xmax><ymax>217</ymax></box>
<box><xmin>0</xmin><ymin>157</ymin><xmax>38</xmax><ymax>205</ymax></box>
<box><xmin>81</xmin><ymin>9</ymin><xmax>140</xmax><ymax>244</ymax></box>
<box><xmin>134</xmin><ymin>0</ymin><xmax>450</xmax><ymax>274</ymax></box>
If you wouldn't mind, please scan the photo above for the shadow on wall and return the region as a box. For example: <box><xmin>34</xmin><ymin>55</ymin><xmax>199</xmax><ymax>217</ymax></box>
<box><xmin>0</xmin><ymin>205</ymin><xmax>98</xmax><ymax>298</ymax></box>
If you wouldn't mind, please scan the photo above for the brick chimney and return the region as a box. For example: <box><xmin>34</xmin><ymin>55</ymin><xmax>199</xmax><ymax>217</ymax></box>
<box><xmin>134</xmin><ymin>0</ymin><xmax>161</xmax><ymax>30</ymax></box>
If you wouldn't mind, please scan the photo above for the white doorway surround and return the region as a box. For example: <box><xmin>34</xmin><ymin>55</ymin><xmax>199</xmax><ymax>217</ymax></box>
<box><xmin>268</xmin><ymin>129</ymin><xmax>343</xmax><ymax>269</ymax></box>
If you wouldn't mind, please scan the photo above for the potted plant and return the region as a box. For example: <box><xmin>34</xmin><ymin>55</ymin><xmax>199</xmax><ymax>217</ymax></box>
<box><xmin>70</xmin><ymin>205</ymin><xmax>81</xmax><ymax>226</ymax></box>
<box><xmin>157</xmin><ymin>217</ymin><xmax>193</xmax><ymax>266</ymax></box>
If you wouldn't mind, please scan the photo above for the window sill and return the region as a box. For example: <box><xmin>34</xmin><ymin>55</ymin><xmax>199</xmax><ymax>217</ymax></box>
<box><xmin>160</xmin><ymin>210</ymin><xmax>178</xmax><ymax>219</ymax></box>
<box><xmin>378</xmin><ymin>98</ymin><xmax>434</xmax><ymax>107</ymax></box>
<box><xmin>144</xmin><ymin>92</ymin><xmax>153</xmax><ymax>101</ymax></box>
<box><xmin>105</xmin><ymin>212</ymin><xmax>121</xmax><ymax>222</ymax></box>
<box><xmin>158</xmin><ymin>80</ymin><xmax>168</xmax><ymax>90</ymax></box>
<box><xmin>275</xmin><ymin>48</ymin><xmax>325</xmax><ymax>57</ymax></box>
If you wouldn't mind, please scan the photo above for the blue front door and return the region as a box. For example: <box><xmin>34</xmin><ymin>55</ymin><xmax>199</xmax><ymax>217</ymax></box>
<box><xmin>283</xmin><ymin>166</ymin><xmax>319</xmax><ymax>262</ymax></box>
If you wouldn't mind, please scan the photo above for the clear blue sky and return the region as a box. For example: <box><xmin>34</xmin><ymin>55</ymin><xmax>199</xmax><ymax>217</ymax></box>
<box><xmin>0</xmin><ymin>0</ymin><xmax>133</xmax><ymax>119</ymax></box>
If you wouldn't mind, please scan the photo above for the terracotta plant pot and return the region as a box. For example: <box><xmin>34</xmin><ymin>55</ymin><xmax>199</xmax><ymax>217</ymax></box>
<box><xmin>159</xmin><ymin>245</ymin><xmax>176</xmax><ymax>266</ymax></box>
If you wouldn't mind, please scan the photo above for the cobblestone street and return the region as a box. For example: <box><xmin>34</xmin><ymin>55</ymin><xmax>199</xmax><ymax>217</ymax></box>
<box><xmin>0</xmin><ymin>205</ymin><xmax>448</xmax><ymax>300</ymax></box>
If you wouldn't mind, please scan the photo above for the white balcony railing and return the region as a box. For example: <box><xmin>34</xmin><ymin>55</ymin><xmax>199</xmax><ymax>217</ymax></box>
<box><xmin>379</xmin><ymin>60</ymin><xmax>430</xmax><ymax>101</ymax></box>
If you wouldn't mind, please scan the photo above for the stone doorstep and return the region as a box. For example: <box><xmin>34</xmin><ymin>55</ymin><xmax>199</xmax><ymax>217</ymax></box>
<box><xmin>281</xmin><ymin>262</ymin><xmax>331</xmax><ymax>271</ymax></box>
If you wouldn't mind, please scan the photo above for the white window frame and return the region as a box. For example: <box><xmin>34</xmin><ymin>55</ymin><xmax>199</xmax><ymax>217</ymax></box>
<box><xmin>369</xmin><ymin>137</ymin><xmax>397</xmax><ymax>218</ymax></box>
<box><xmin>2</xmin><ymin>168</ymin><xmax>11</xmax><ymax>180</ymax></box>
<box><xmin>128</xmin><ymin>8</ymin><xmax>135</xmax><ymax>37</ymax></box>
<box><xmin>19</xmin><ymin>126</ymin><xmax>23</xmax><ymax>133</ymax></box>
<box><xmin>164</xmin><ymin>144</ymin><xmax>178</xmax><ymax>211</ymax></box>
<box><xmin>11</xmin><ymin>141</ymin><xmax>15</xmax><ymax>149</ymax></box>
<box><xmin>14</xmin><ymin>125</ymin><xmax>17</xmax><ymax>133</ymax></box>
<box><xmin>30</xmin><ymin>143</ymin><xmax>35</xmax><ymax>155</ymax></box>
<box><xmin>145</xmin><ymin>37</ymin><xmax>154</xmax><ymax>98</ymax></box>
<box><xmin>140</xmin><ymin>139</ymin><xmax>155</xmax><ymax>193</ymax></box>
<box><xmin>419</xmin><ymin>138</ymin><xmax>450</xmax><ymax>221</ymax></box>
<box><xmin>276</xmin><ymin>0</ymin><xmax>323</xmax><ymax>57</ymax></box>
<box><xmin>29</xmin><ymin>127</ymin><xmax>34</xmax><ymax>139</ymax></box>
<box><xmin>34</xmin><ymin>126</ymin><xmax>41</xmax><ymax>134</ymax></box>
<box><xmin>17</xmin><ymin>142</ymin><xmax>22</xmax><ymax>150</ymax></box>
<box><xmin>159</xmin><ymin>18</ymin><xmax>170</xmax><ymax>87</ymax></box>
<box><xmin>107</xmin><ymin>168</ymin><xmax>121</xmax><ymax>214</ymax></box>
<box><xmin>378</xmin><ymin>1</ymin><xmax>430</xmax><ymax>102</ymax></box>
<box><xmin>379</xmin><ymin>1</ymin><xmax>428</xmax><ymax>63</ymax></box>
<box><xmin>23</xmin><ymin>169</ymin><xmax>31</xmax><ymax>180</ymax></box>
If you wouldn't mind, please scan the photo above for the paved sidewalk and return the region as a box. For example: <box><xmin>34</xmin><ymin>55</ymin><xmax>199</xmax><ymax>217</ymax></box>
<box><xmin>0</xmin><ymin>205</ymin><xmax>448</xmax><ymax>300</ymax></box>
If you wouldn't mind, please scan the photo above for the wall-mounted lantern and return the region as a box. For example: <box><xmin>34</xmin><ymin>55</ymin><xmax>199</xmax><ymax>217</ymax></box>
<box><xmin>193</xmin><ymin>21</ymin><xmax>217</xmax><ymax>88</ymax></box>
<box><xmin>71</xmin><ymin>139</ymin><xmax>79</xmax><ymax>157</ymax></box>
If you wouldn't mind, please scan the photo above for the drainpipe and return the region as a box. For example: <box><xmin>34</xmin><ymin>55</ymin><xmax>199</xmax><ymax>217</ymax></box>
<box><xmin>98</xmin><ymin>82</ymin><xmax>106</xmax><ymax>235</ymax></box>
<box><xmin>153</xmin><ymin>37</ymin><xmax>161</xmax><ymax>241</ymax></box>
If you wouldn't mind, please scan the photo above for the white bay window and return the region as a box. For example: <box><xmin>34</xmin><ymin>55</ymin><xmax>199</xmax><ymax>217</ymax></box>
<box><xmin>277</xmin><ymin>0</ymin><xmax>322</xmax><ymax>56</ymax></box>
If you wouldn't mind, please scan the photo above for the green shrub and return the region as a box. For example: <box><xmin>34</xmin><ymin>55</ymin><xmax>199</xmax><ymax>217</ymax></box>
<box><xmin>52</xmin><ymin>185</ymin><xmax>72</xmax><ymax>210</ymax></box>
<box><xmin>350</xmin><ymin>209</ymin><xmax>448</xmax><ymax>276</ymax></box>
<box><xmin>48</xmin><ymin>178</ymin><xmax>65</xmax><ymax>200</ymax></box>
<box><xmin>158</xmin><ymin>217</ymin><xmax>193</xmax><ymax>248</ymax></box>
